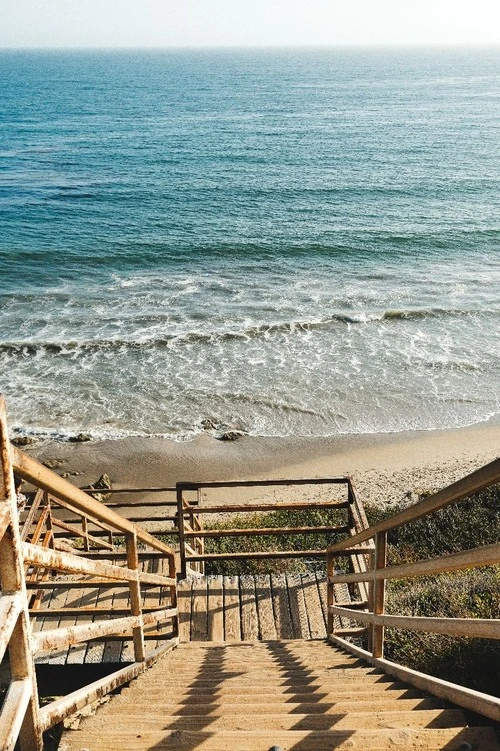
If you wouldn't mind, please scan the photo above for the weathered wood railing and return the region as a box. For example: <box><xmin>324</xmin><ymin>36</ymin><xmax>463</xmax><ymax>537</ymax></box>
<box><xmin>177</xmin><ymin>478</ymin><xmax>374</xmax><ymax>579</ymax></box>
<box><xmin>0</xmin><ymin>397</ymin><xmax>178</xmax><ymax>751</ymax></box>
<box><xmin>327</xmin><ymin>457</ymin><xmax>500</xmax><ymax>722</ymax></box>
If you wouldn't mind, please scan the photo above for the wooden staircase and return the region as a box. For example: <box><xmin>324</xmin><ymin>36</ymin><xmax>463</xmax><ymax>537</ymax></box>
<box><xmin>61</xmin><ymin>640</ymin><xmax>499</xmax><ymax>750</ymax></box>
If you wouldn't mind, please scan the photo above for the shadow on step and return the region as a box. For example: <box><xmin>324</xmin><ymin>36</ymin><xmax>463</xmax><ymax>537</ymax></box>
<box><xmin>140</xmin><ymin>642</ymin><xmax>478</xmax><ymax>751</ymax></box>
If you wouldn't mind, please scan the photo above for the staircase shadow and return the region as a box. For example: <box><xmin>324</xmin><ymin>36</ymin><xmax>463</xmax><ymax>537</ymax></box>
<box><xmin>148</xmin><ymin>645</ymin><xmax>245</xmax><ymax>751</ymax></box>
<box><xmin>145</xmin><ymin>641</ymin><xmax>472</xmax><ymax>751</ymax></box>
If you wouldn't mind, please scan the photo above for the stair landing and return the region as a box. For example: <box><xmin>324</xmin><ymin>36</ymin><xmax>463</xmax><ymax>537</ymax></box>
<box><xmin>60</xmin><ymin>640</ymin><xmax>500</xmax><ymax>750</ymax></box>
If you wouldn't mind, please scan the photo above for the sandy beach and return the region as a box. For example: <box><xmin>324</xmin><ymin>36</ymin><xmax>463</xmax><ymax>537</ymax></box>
<box><xmin>23</xmin><ymin>417</ymin><xmax>500</xmax><ymax>510</ymax></box>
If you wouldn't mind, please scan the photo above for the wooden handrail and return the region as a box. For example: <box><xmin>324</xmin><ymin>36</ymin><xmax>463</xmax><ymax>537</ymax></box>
<box><xmin>329</xmin><ymin>542</ymin><xmax>500</xmax><ymax>584</ymax></box>
<box><xmin>12</xmin><ymin>447</ymin><xmax>175</xmax><ymax>556</ymax></box>
<box><xmin>0</xmin><ymin>395</ymin><xmax>179</xmax><ymax>751</ymax></box>
<box><xmin>326</xmin><ymin>458</ymin><xmax>500</xmax><ymax>722</ymax></box>
<box><xmin>327</xmin><ymin>457</ymin><xmax>500</xmax><ymax>554</ymax></box>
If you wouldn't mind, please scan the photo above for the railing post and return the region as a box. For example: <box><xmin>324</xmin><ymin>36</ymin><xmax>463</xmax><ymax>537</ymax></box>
<box><xmin>125</xmin><ymin>532</ymin><xmax>145</xmax><ymax>663</ymax></box>
<box><xmin>366</xmin><ymin>548</ymin><xmax>375</xmax><ymax>653</ymax></box>
<box><xmin>82</xmin><ymin>515</ymin><xmax>90</xmax><ymax>552</ymax></box>
<box><xmin>0</xmin><ymin>397</ymin><xmax>43</xmax><ymax>751</ymax></box>
<box><xmin>326</xmin><ymin>551</ymin><xmax>334</xmax><ymax>635</ymax></box>
<box><xmin>372</xmin><ymin>531</ymin><xmax>387</xmax><ymax>658</ymax></box>
<box><xmin>176</xmin><ymin>484</ymin><xmax>187</xmax><ymax>579</ymax></box>
<box><xmin>168</xmin><ymin>551</ymin><xmax>178</xmax><ymax>637</ymax></box>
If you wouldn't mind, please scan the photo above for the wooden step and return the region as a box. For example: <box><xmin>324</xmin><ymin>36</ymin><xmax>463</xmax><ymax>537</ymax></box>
<box><xmin>110</xmin><ymin>697</ymin><xmax>447</xmax><ymax>714</ymax></box>
<box><xmin>89</xmin><ymin>708</ymin><xmax>466</xmax><ymax>730</ymax></box>
<box><xmin>60</xmin><ymin>726</ymin><xmax>500</xmax><ymax>750</ymax></box>
<box><xmin>117</xmin><ymin>683</ymin><xmax>434</xmax><ymax>705</ymax></box>
<box><xmin>61</xmin><ymin>642</ymin><xmax>500</xmax><ymax>751</ymax></box>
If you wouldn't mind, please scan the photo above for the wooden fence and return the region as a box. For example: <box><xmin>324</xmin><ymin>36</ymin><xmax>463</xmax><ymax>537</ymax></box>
<box><xmin>326</xmin><ymin>456</ymin><xmax>500</xmax><ymax>722</ymax></box>
<box><xmin>0</xmin><ymin>397</ymin><xmax>178</xmax><ymax>751</ymax></box>
<box><xmin>176</xmin><ymin>478</ymin><xmax>374</xmax><ymax>581</ymax></box>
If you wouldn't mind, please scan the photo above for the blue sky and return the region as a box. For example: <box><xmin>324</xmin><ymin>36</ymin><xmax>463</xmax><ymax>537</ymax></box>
<box><xmin>1</xmin><ymin>0</ymin><xmax>500</xmax><ymax>48</ymax></box>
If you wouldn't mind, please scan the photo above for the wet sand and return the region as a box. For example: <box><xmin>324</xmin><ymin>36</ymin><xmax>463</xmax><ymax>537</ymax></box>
<box><xmin>23</xmin><ymin>417</ymin><xmax>500</xmax><ymax>509</ymax></box>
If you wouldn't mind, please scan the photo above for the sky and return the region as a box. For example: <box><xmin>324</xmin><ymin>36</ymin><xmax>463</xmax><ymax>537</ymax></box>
<box><xmin>1</xmin><ymin>0</ymin><xmax>500</xmax><ymax>49</ymax></box>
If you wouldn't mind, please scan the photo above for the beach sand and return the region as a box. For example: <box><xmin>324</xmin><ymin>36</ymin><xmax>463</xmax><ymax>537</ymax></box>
<box><xmin>23</xmin><ymin>417</ymin><xmax>500</xmax><ymax>510</ymax></box>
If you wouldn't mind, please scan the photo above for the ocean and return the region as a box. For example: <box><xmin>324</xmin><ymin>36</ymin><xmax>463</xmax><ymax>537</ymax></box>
<box><xmin>1</xmin><ymin>47</ymin><xmax>499</xmax><ymax>440</ymax></box>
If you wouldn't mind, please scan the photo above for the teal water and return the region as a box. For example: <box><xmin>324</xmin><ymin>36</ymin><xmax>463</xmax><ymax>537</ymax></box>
<box><xmin>1</xmin><ymin>48</ymin><xmax>499</xmax><ymax>439</ymax></box>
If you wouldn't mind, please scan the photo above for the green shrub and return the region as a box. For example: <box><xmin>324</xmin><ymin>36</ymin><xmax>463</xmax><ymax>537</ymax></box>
<box><xmin>203</xmin><ymin>507</ymin><xmax>347</xmax><ymax>575</ymax></box>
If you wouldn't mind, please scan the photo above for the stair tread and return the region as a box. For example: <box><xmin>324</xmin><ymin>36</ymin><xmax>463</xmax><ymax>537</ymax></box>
<box><xmin>61</xmin><ymin>643</ymin><xmax>500</xmax><ymax>750</ymax></box>
<box><xmin>61</xmin><ymin>726</ymin><xmax>500</xmax><ymax>751</ymax></box>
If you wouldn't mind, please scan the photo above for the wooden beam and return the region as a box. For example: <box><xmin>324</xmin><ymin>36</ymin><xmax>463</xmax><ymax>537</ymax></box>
<box><xmin>329</xmin><ymin>542</ymin><xmax>500</xmax><ymax>584</ymax></box>
<box><xmin>0</xmin><ymin>397</ymin><xmax>43</xmax><ymax>751</ymax></box>
<box><xmin>0</xmin><ymin>594</ymin><xmax>23</xmax><ymax>664</ymax></box>
<box><xmin>29</xmin><ymin>605</ymin><xmax>171</xmax><ymax>616</ymax></box>
<box><xmin>372</xmin><ymin>531</ymin><xmax>387</xmax><ymax>658</ymax></box>
<box><xmin>50</xmin><ymin>517</ymin><xmax>113</xmax><ymax>550</ymax></box>
<box><xmin>0</xmin><ymin>679</ymin><xmax>32</xmax><ymax>751</ymax></box>
<box><xmin>33</xmin><ymin>615</ymin><xmax>139</xmax><ymax>653</ymax></box>
<box><xmin>329</xmin><ymin>606</ymin><xmax>500</xmax><ymax>639</ymax></box>
<box><xmin>327</xmin><ymin>457</ymin><xmax>500</xmax><ymax>553</ymax></box>
<box><xmin>38</xmin><ymin>638</ymin><xmax>178</xmax><ymax>733</ymax></box>
<box><xmin>138</xmin><ymin>571</ymin><xmax>176</xmax><ymax>587</ymax></box>
<box><xmin>178</xmin><ymin>478</ymin><xmax>350</xmax><ymax>490</ymax></box>
<box><xmin>12</xmin><ymin>447</ymin><xmax>175</xmax><ymax>556</ymax></box>
<box><xmin>187</xmin><ymin>546</ymin><xmax>372</xmax><ymax>562</ymax></box>
<box><xmin>22</xmin><ymin>542</ymin><xmax>139</xmax><ymax>582</ymax></box>
<box><xmin>329</xmin><ymin>634</ymin><xmax>500</xmax><ymax>722</ymax></box>
<box><xmin>126</xmin><ymin>532</ymin><xmax>145</xmax><ymax>662</ymax></box>
<box><xmin>183</xmin><ymin>525</ymin><xmax>349</xmax><ymax>538</ymax></box>
<box><xmin>182</xmin><ymin>500</ymin><xmax>349</xmax><ymax>514</ymax></box>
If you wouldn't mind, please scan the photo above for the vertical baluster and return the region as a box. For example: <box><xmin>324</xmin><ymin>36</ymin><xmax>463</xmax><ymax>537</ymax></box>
<box><xmin>372</xmin><ymin>531</ymin><xmax>387</xmax><ymax>658</ymax></box>
<box><xmin>126</xmin><ymin>532</ymin><xmax>145</xmax><ymax>663</ymax></box>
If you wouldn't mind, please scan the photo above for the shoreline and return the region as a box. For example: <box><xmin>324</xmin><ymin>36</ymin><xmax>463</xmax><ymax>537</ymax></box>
<box><xmin>23</xmin><ymin>418</ymin><xmax>500</xmax><ymax>509</ymax></box>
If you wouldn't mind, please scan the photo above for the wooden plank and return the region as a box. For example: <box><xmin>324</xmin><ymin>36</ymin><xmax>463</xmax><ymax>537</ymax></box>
<box><xmin>207</xmin><ymin>576</ymin><xmax>224</xmax><ymax>642</ymax></box>
<box><xmin>270</xmin><ymin>573</ymin><xmax>293</xmax><ymax>639</ymax></box>
<box><xmin>84</xmin><ymin>585</ymin><xmax>113</xmax><ymax>664</ymax></box>
<box><xmin>254</xmin><ymin>575</ymin><xmax>277</xmax><ymax>640</ymax></box>
<box><xmin>301</xmin><ymin>572</ymin><xmax>326</xmax><ymax>639</ymax></box>
<box><xmin>140</xmin><ymin>556</ymin><xmax>161</xmax><ymax>653</ymax></box>
<box><xmin>223</xmin><ymin>576</ymin><xmax>241</xmax><ymax>642</ymax></box>
<box><xmin>47</xmin><ymin>585</ymin><xmax>82</xmax><ymax>665</ymax></box>
<box><xmin>66</xmin><ymin>586</ymin><xmax>98</xmax><ymax>666</ymax></box>
<box><xmin>191</xmin><ymin>577</ymin><xmax>208</xmax><ymax>641</ymax></box>
<box><xmin>328</xmin><ymin>457</ymin><xmax>500</xmax><ymax>552</ymax></box>
<box><xmin>239</xmin><ymin>576</ymin><xmax>259</xmax><ymax>641</ymax></box>
<box><xmin>36</xmin><ymin>585</ymin><xmax>69</xmax><ymax>666</ymax></box>
<box><xmin>286</xmin><ymin>573</ymin><xmax>310</xmax><ymax>640</ymax></box>
<box><xmin>103</xmin><ymin>579</ymin><xmax>130</xmax><ymax>664</ymax></box>
<box><xmin>176</xmin><ymin>579</ymin><xmax>192</xmax><ymax>643</ymax></box>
